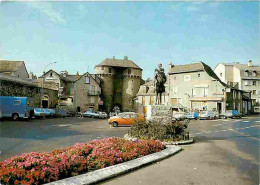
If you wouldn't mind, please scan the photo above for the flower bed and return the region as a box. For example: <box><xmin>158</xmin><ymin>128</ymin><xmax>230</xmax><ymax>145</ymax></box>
<box><xmin>0</xmin><ymin>137</ymin><xmax>165</xmax><ymax>185</ymax></box>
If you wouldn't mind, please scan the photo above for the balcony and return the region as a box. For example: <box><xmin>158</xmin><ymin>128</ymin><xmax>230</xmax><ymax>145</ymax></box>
<box><xmin>87</xmin><ymin>90</ymin><xmax>101</xmax><ymax>96</ymax></box>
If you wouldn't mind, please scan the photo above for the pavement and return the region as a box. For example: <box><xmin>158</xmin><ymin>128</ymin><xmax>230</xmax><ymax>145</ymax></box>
<box><xmin>0</xmin><ymin>115</ymin><xmax>259</xmax><ymax>185</ymax></box>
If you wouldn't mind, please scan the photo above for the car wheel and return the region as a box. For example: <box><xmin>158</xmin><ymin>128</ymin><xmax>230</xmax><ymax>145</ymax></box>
<box><xmin>12</xmin><ymin>113</ymin><xmax>19</xmax><ymax>121</ymax></box>
<box><xmin>112</xmin><ymin>121</ymin><xmax>118</xmax><ymax>127</ymax></box>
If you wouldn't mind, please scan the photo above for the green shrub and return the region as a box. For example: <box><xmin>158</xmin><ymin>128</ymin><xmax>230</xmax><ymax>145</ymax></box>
<box><xmin>129</xmin><ymin>119</ymin><xmax>189</xmax><ymax>141</ymax></box>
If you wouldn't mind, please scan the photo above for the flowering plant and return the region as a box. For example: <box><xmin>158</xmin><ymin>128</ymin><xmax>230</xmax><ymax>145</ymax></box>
<box><xmin>0</xmin><ymin>137</ymin><xmax>165</xmax><ymax>185</ymax></box>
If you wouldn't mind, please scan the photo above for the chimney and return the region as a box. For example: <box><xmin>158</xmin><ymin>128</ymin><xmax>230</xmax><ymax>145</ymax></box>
<box><xmin>168</xmin><ymin>62</ymin><xmax>174</xmax><ymax>69</ymax></box>
<box><xmin>248</xmin><ymin>60</ymin><xmax>252</xmax><ymax>67</ymax></box>
<box><xmin>124</xmin><ymin>56</ymin><xmax>128</xmax><ymax>60</ymax></box>
<box><xmin>76</xmin><ymin>71</ymin><xmax>80</xmax><ymax>80</ymax></box>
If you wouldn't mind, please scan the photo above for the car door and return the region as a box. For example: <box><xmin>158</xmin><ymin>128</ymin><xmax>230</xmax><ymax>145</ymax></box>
<box><xmin>120</xmin><ymin>114</ymin><xmax>132</xmax><ymax>125</ymax></box>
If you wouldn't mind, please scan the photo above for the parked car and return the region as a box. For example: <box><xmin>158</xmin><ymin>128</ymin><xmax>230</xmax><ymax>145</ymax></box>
<box><xmin>82</xmin><ymin>111</ymin><xmax>99</xmax><ymax>118</ymax></box>
<box><xmin>172</xmin><ymin>112</ymin><xmax>185</xmax><ymax>121</ymax></box>
<box><xmin>34</xmin><ymin>108</ymin><xmax>45</xmax><ymax>118</ymax></box>
<box><xmin>57</xmin><ymin>108</ymin><xmax>67</xmax><ymax>118</ymax></box>
<box><xmin>224</xmin><ymin>110</ymin><xmax>241</xmax><ymax>119</ymax></box>
<box><xmin>108</xmin><ymin>112</ymin><xmax>145</xmax><ymax>127</ymax></box>
<box><xmin>48</xmin><ymin>109</ymin><xmax>57</xmax><ymax>117</ymax></box>
<box><xmin>98</xmin><ymin>112</ymin><xmax>108</xmax><ymax>119</ymax></box>
<box><xmin>185</xmin><ymin>112</ymin><xmax>199</xmax><ymax>120</ymax></box>
<box><xmin>42</xmin><ymin>108</ymin><xmax>53</xmax><ymax>118</ymax></box>
<box><xmin>0</xmin><ymin>96</ymin><xmax>34</xmax><ymax>120</ymax></box>
<box><xmin>199</xmin><ymin>110</ymin><xmax>216</xmax><ymax>120</ymax></box>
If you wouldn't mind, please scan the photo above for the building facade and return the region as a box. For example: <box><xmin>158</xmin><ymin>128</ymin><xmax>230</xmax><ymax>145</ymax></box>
<box><xmin>95</xmin><ymin>56</ymin><xmax>142</xmax><ymax>112</ymax></box>
<box><xmin>73</xmin><ymin>72</ymin><xmax>101</xmax><ymax>112</ymax></box>
<box><xmin>168</xmin><ymin>62</ymin><xmax>250</xmax><ymax>114</ymax></box>
<box><xmin>0</xmin><ymin>60</ymin><xmax>29</xmax><ymax>80</ymax></box>
<box><xmin>214</xmin><ymin>60</ymin><xmax>260</xmax><ymax>112</ymax></box>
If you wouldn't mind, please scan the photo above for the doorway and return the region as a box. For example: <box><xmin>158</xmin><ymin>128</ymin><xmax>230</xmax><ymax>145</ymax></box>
<box><xmin>217</xmin><ymin>102</ymin><xmax>222</xmax><ymax>114</ymax></box>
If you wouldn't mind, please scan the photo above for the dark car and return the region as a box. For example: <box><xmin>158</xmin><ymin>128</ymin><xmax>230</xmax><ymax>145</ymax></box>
<box><xmin>224</xmin><ymin>110</ymin><xmax>241</xmax><ymax>119</ymax></box>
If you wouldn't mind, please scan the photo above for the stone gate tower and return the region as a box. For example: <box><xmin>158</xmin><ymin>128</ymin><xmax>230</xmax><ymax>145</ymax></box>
<box><xmin>95</xmin><ymin>56</ymin><xmax>142</xmax><ymax>112</ymax></box>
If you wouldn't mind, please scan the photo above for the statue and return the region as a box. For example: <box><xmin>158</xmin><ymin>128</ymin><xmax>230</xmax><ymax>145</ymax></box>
<box><xmin>154</xmin><ymin>63</ymin><xmax>167</xmax><ymax>105</ymax></box>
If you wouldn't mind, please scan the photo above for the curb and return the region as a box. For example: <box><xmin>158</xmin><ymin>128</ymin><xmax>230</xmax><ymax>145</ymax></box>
<box><xmin>162</xmin><ymin>139</ymin><xmax>194</xmax><ymax>145</ymax></box>
<box><xmin>45</xmin><ymin>145</ymin><xmax>182</xmax><ymax>185</ymax></box>
<box><xmin>124</xmin><ymin>134</ymin><xmax>194</xmax><ymax>145</ymax></box>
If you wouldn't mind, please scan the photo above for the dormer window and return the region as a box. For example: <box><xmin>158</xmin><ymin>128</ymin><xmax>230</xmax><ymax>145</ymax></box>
<box><xmin>244</xmin><ymin>70</ymin><xmax>249</xmax><ymax>76</ymax></box>
<box><xmin>252</xmin><ymin>70</ymin><xmax>257</xmax><ymax>77</ymax></box>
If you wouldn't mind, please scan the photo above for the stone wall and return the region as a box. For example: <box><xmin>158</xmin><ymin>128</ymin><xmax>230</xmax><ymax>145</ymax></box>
<box><xmin>0</xmin><ymin>75</ymin><xmax>58</xmax><ymax>108</ymax></box>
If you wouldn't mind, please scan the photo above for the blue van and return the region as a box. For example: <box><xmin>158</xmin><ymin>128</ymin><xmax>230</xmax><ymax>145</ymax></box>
<box><xmin>0</xmin><ymin>96</ymin><xmax>34</xmax><ymax>120</ymax></box>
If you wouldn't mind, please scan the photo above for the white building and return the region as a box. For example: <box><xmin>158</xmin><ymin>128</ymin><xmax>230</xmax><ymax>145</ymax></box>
<box><xmin>214</xmin><ymin>60</ymin><xmax>260</xmax><ymax>113</ymax></box>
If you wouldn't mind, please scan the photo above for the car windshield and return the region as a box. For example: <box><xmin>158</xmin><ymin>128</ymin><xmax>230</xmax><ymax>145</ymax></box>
<box><xmin>117</xmin><ymin>113</ymin><xmax>124</xmax><ymax>118</ymax></box>
<box><xmin>226</xmin><ymin>110</ymin><xmax>232</xmax><ymax>113</ymax></box>
<box><xmin>34</xmin><ymin>108</ymin><xmax>42</xmax><ymax>112</ymax></box>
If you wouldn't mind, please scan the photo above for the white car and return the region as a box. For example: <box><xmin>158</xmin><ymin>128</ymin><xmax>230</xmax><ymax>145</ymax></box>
<box><xmin>199</xmin><ymin>111</ymin><xmax>217</xmax><ymax>120</ymax></box>
<box><xmin>173</xmin><ymin>112</ymin><xmax>185</xmax><ymax>120</ymax></box>
<box><xmin>98</xmin><ymin>112</ymin><xmax>108</xmax><ymax>119</ymax></box>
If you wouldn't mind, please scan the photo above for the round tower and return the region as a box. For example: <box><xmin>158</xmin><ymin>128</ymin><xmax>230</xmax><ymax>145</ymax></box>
<box><xmin>122</xmin><ymin>68</ymin><xmax>142</xmax><ymax>111</ymax></box>
<box><xmin>94</xmin><ymin>65</ymin><xmax>114</xmax><ymax>112</ymax></box>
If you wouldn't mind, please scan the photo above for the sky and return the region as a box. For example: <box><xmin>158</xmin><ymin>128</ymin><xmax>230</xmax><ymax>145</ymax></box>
<box><xmin>0</xmin><ymin>1</ymin><xmax>259</xmax><ymax>79</ymax></box>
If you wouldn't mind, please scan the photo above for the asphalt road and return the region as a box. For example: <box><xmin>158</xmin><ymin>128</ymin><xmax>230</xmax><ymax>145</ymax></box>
<box><xmin>0</xmin><ymin>115</ymin><xmax>259</xmax><ymax>185</ymax></box>
<box><xmin>0</xmin><ymin>117</ymin><xmax>128</xmax><ymax>160</ymax></box>
<box><xmin>101</xmin><ymin>115</ymin><xmax>259</xmax><ymax>185</ymax></box>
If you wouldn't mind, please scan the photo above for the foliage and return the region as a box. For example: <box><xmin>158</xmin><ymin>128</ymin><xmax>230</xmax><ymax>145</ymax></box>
<box><xmin>0</xmin><ymin>138</ymin><xmax>165</xmax><ymax>185</ymax></box>
<box><xmin>129</xmin><ymin>120</ymin><xmax>189</xmax><ymax>141</ymax></box>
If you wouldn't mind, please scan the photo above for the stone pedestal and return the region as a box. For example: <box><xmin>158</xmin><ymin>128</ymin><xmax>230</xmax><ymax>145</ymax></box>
<box><xmin>147</xmin><ymin>105</ymin><xmax>172</xmax><ymax>124</ymax></box>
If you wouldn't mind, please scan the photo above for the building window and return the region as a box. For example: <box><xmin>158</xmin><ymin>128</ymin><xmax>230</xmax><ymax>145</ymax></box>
<box><xmin>244</xmin><ymin>80</ymin><xmax>249</xmax><ymax>86</ymax></box>
<box><xmin>90</xmin><ymin>97</ymin><xmax>95</xmax><ymax>104</ymax></box>
<box><xmin>174</xmin><ymin>76</ymin><xmax>177</xmax><ymax>80</ymax></box>
<box><xmin>198</xmin><ymin>73</ymin><xmax>200</xmax><ymax>77</ymax></box>
<box><xmin>173</xmin><ymin>87</ymin><xmax>178</xmax><ymax>94</ymax></box>
<box><xmin>85</xmin><ymin>76</ymin><xmax>90</xmax><ymax>84</ymax></box>
<box><xmin>101</xmin><ymin>66</ymin><xmax>104</xmax><ymax>70</ymax></box>
<box><xmin>220</xmin><ymin>73</ymin><xmax>222</xmax><ymax>77</ymax></box>
<box><xmin>108</xmin><ymin>68</ymin><xmax>112</xmax><ymax>74</ymax></box>
<box><xmin>150</xmin><ymin>96</ymin><xmax>154</xmax><ymax>105</ymax></box>
<box><xmin>252</xmin><ymin>99</ymin><xmax>256</xmax><ymax>105</ymax></box>
<box><xmin>244</xmin><ymin>70</ymin><xmax>249</xmax><ymax>77</ymax></box>
<box><xmin>128</xmin><ymin>69</ymin><xmax>131</xmax><ymax>74</ymax></box>
<box><xmin>252</xmin><ymin>70</ymin><xmax>257</xmax><ymax>77</ymax></box>
<box><xmin>233</xmin><ymin>91</ymin><xmax>236</xmax><ymax>99</ymax></box>
<box><xmin>233</xmin><ymin>102</ymin><xmax>236</xmax><ymax>109</ymax></box>
<box><xmin>252</xmin><ymin>90</ymin><xmax>257</xmax><ymax>95</ymax></box>
<box><xmin>142</xmin><ymin>96</ymin><xmax>145</xmax><ymax>105</ymax></box>
<box><xmin>253</xmin><ymin>81</ymin><xmax>256</xmax><ymax>85</ymax></box>
<box><xmin>50</xmin><ymin>72</ymin><xmax>53</xmax><ymax>77</ymax></box>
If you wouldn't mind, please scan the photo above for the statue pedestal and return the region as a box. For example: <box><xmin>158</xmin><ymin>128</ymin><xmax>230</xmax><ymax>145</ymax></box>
<box><xmin>147</xmin><ymin>105</ymin><xmax>172</xmax><ymax>124</ymax></box>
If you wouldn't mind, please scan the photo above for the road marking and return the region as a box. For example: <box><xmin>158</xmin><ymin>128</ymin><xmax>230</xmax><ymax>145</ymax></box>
<box><xmin>212</xmin><ymin>124</ymin><xmax>224</xmax><ymax>127</ymax></box>
<box><xmin>57</xmin><ymin>124</ymin><xmax>71</xmax><ymax>127</ymax></box>
<box><xmin>193</xmin><ymin>124</ymin><xmax>260</xmax><ymax>135</ymax></box>
<box><xmin>233</xmin><ymin>120</ymin><xmax>240</xmax><ymax>122</ymax></box>
<box><xmin>231</xmin><ymin>130</ymin><xmax>260</xmax><ymax>141</ymax></box>
<box><xmin>243</xmin><ymin>121</ymin><xmax>250</xmax><ymax>123</ymax></box>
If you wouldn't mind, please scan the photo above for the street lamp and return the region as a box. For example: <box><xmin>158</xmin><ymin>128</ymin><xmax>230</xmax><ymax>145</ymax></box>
<box><xmin>40</xmin><ymin>62</ymin><xmax>57</xmax><ymax>108</ymax></box>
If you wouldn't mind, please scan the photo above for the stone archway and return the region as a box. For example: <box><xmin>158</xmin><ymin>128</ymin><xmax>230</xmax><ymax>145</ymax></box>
<box><xmin>42</xmin><ymin>95</ymin><xmax>49</xmax><ymax>108</ymax></box>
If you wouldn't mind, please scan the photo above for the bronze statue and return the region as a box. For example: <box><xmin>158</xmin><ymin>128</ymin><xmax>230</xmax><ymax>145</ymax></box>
<box><xmin>154</xmin><ymin>63</ymin><xmax>167</xmax><ymax>104</ymax></box>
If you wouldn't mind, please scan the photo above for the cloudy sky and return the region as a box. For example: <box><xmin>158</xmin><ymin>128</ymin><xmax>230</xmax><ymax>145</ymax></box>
<box><xmin>0</xmin><ymin>1</ymin><xmax>259</xmax><ymax>79</ymax></box>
